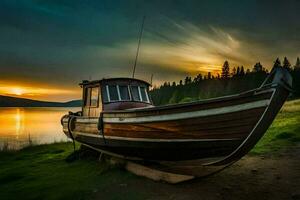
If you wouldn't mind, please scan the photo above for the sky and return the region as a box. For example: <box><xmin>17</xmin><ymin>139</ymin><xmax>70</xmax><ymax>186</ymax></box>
<box><xmin>0</xmin><ymin>0</ymin><xmax>299</xmax><ymax>101</ymax></box>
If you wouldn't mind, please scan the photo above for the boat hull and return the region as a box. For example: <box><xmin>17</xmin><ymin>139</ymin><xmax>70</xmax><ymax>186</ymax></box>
<box><xmin>62</xmin><ymin>67</ymin><xmax>292</xmax><ymax>165</ymax></box>
<box><xmin>62</xmin><ymin>86</ymin><xmax>289</xmax><ymax>164</ymax></box>
<box><xmin>74</xmin><ymin>133</ymin><xmax>242</xmax><ymax>161</ymax></box>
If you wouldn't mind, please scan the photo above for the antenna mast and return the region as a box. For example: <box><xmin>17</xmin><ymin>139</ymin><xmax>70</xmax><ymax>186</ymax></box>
<box><xmin>132</xmin><ymin>16</ymin><xmax>146</xmax><ymax>78</ymax></box>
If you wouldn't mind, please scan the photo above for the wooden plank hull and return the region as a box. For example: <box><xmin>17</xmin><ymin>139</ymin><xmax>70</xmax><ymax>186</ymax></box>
<box><xmin>75</xmin><ymin>133</ymin><xmax>242</xmax><ymax>161</ymax></box>
<box><xmin>61</xmin><ymin>68</ymin><xmax>292</xmax><ymax>165</ymax></box>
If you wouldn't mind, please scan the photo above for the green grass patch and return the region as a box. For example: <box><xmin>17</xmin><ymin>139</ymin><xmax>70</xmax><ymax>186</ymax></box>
<box><xmin>275</xmin><ymin>132</ymin><xmax>294</xmax><ymax>140</ymax></box>
<box><xmin>0</xmin><ymin>143</ymin><xmax>145</xmax><ymax>200</ymax></box>
<box><xmin>251</xmin><ymin>99</ymin><xmax>300</xmax><ymax>154</ymax></box>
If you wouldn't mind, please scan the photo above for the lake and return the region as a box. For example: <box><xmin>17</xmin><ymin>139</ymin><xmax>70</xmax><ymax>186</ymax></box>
<box><xmin>0</xmin><ymin>107</ymin><xmax>80</xmax><ymax>150</ymax></box>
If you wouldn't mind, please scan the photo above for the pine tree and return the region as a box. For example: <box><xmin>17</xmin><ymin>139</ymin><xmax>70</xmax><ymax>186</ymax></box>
<box><xmin>207</xmin><ymin>72</ymin><xmax>212</xmax><ymax>79</ymax></box>
<box><xmin>294</xmin><ymin>57</ymin><xmax>300</xmax><ymax>70</ymax></box>
<box><xmin>282</xmin><ymin>57</ymin><xmax>292</xmax><ymax>71</ymax></box>
<box><xmin>169</xmin><ymin>90</ymin><xmax>179</xmax><ymax>104</ymax></box>
<box><xmin>253</xmin><ymin>62</ymin><xmax>263</xmax><ymax>72</ymax></box>
<box><xmin>184</xmin><ymin>76</ymin><xmax>192</xmax><ymax>85</ymax></box>
<box><xmin>273</xmin><ymin>58</ymin><xmax>282</xmax><ymax>68</ymax></box>
<box><xmin>194</xmin><ymin>74</ymin><xmax>203</xmax><ymax>82</ymax></box>
<box><xmin>184</xmin><ymin>77</ymin><xmax>188</xmax><ymax>85</ymax></box>
<box><xmin>236</xmin><ymin>66</ymin><xmax>241</xmax><ymax>76</ymax></box>
<box><xmin>232</xmin><ymin>67</ymin><xmax>236</xmax><ymax>77</ymax></box>
<box><xmin>221</xmin><ymin>60</ymin><xmax>230</xmax><ymax>79</ymax></box>
<box><xmin>240</xmin><ymin>66</ymin><xmax>245</xmax><ymax>76</ymax></box>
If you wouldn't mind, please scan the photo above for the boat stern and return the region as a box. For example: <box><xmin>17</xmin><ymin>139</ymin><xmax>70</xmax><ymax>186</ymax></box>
<box><xmin>61</xmin><ymin>114</ymin><xmax>72</xmax><ymax>139</ymax></box>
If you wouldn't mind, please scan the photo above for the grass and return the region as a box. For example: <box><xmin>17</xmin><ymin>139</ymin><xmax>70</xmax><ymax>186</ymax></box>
<box><xmin>0</xmin><ymin>100</ymin><xmax>299</xmax><ymax>199</ymax></box>
<box><xmin>0</xmin><ymin>143</ymin><xmax>145</xmax><ymax>200</ymax></box>
<box><xmin>251</xmin><ymin>99</ymin><xmax>300</xmax><ymax>154</ymax></box>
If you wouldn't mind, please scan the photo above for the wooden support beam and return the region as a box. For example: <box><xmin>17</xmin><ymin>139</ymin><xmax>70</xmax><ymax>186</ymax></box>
<box><xmin>125</xmin><ymin>161</ymin><xmax>194</xmax><ymax>184</ymax></box>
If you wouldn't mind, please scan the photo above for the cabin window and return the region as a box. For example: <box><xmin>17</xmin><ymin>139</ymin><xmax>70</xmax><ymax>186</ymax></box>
<box><xmin>84</xmin><ymin>87</ymin><xmax>99</xmax><ymax>107</ymax></box>
<box><xmin>140</xmin><ymin>86</ymin><xmax>149</xmax><ymax>102</ymax></box>
<box><xmin>84</xmin><ymin>87</ymin><xmax>91</xmax><ymax>106</ymax></box>
<box><xmin>102</xmin><ymin>84</ymin><xmax>150</xmax><ymax>103</ymax></box>
<box><xmin>102</xmin><ymin>86</ymin><xmax>109</xmax><ymax>103</ymax></box>
<box><xmin>119</xmin><ymin>85</ymin><xmax>130</xmax><ymax>101</ymax></box>
<box><xmin>131</xmin><ymin>86</ymin><xmax>141</xmax><ymax>101</ymax></box>
<box><xmin>90</xmin><ymin>87</ymin><xmax>99</xmax><ymax>107</ymax></box>
<box><xmin>108</xmin><ymin>85</ymin><xmax>119</xmax><ymax>101</ymax></box>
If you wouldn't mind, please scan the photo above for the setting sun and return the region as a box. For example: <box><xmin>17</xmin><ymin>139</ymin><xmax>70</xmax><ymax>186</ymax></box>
<box><xmin>11</xmin><ymin>88</ymin><xmax>24</xmax><ymax>96</ymax></box>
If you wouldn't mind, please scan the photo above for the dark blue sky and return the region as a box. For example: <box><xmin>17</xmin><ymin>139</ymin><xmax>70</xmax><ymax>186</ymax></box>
<box><xmin>0</xmin><ymin>0</ymin><xmax>299</xmax><ymax>101</ymax></box>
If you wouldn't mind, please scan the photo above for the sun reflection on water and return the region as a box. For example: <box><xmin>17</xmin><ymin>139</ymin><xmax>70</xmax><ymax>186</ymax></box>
<box><xmin>15</xmin><ymin>108</ymin><xmax>22</xmax><ymax>138</ymax></box>
<box><xmin>0</xmin><ymin>107</ymin><xmax>79</xmax><ymax>150</ymax></box>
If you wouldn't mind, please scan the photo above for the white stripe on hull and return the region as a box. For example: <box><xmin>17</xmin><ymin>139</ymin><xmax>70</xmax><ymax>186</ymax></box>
<box><xmin>74</xmin><ymin>132</ymin><xmax>241</xmax><ymax>142</ymax></box>
<box><xmin>71</xmin><ymin>99</ymin><xmax>269</xmax><ymax>124</ymax></box>
<box><xmin>75</xmin><ymin>118</ymin><xmax>98</xmax><ymax>123</ymax></box>
<box><xmin>104</xmin><ymin>99</ymin><xmax>270</xmax><ymax>123</ymax></box>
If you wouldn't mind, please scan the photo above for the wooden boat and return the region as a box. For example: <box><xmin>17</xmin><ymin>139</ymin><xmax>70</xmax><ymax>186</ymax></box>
<box><xmin>61</xmin><ymin>66</ymin><xmax>292</xmax><ymax>168</ymax></box>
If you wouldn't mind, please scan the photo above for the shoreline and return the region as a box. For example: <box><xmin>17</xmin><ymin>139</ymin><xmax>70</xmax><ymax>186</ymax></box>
<box><xmin>0</xmin><ymin>142</ymin><xmax>299</xmax><ymax>200</ymax></box>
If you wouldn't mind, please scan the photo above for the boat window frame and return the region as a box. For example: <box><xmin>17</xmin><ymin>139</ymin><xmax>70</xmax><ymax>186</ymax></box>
<box><xmin>105</xmin><ymin>85</ymin><xmax>110</xmax><ymax>102</ymax></box>
<box><xmin>139</xmin><ymin>86</ymin><xmax>150</xmax><ymax>103</ymax></box>
<box><xmin>104</xmin><ymin>84</ymin><xmax>132</xmax><ymax>103</ymax></box>
<box><xmin>107</xmin><ymin>85</ymin><xmax>119</xmax><ymax>102</ymax></box>
<box><xmin>83</xmin><ymin>87</ymin><xmax>91</xmax><ymax>107</ymax></box>
<box><xmin>84</xmin><ymin>85</ymin><xmax>100</xmax><ymax>108</ymax></box>
<box><xmin>130</xmin><ymin>85</ymin><xmax>150</xmax><ymax>103</ymax></box>
<box><xmin>118</xmin><ymin>85</ymin><xmax>131</xmax><ymax>101</ymax></box>
<box><xmin>130</xmin><ymin>85</ymin><xmax>141</xmax><ymax>102</ymax></box>
<box><xmin>102</xmin><ymin>83</ymin><xmax>150</xmax><ymax>104</ymax></box>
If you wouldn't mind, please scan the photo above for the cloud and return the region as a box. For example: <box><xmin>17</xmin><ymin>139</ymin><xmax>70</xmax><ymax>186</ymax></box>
<box><xmin>0</xmin><ymin>0</ymin><xmax>299</xmax><ymax>101</ymax></box>
<box><xmin>92</xmin><ymin>20</ymin><xmax>258</xmax><ymax>77</ymax></box>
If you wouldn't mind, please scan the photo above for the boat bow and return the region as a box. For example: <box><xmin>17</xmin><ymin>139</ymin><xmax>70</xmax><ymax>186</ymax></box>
<box><xmin>206</xmin><ymin>66</ymin><xmax>292</xmax><ymax>166</ymax></box>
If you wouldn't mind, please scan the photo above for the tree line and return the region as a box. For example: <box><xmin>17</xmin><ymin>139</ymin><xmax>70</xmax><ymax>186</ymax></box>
<box><xmin>150</xmin><ymin>57</ymin><xmax>300</xmax><ymax>105</ymax></box>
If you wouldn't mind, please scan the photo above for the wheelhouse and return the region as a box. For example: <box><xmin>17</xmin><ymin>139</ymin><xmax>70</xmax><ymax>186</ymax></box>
<box><xmin>80</xmin><ymin>78</ymin><xmax>153</xmax><ymax>117</ymax></box>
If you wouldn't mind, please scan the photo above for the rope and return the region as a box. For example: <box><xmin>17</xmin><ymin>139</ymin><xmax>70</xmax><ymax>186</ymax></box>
<box><xmin>67</xmin><ymin>115</ymin><xmax>76</xmax><ymax>152</ymax></box>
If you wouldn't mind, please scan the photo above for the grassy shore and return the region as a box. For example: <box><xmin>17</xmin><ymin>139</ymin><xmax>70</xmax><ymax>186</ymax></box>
<box><xmin>0</xmin><ymin>100</ymin><xmax>299</xmax><ymax>200</ymax></box>
<box><xmin>0</xmin><ymin>143</ymin><xmax>146</xmax><ymax>200</ymax></box>
<box><xmin>251</xmin><ymin>99</ymin><xmax>300</xmax><ymax>154</ymax></box>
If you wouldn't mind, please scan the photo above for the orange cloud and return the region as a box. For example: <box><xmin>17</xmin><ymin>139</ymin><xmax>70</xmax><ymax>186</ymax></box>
<box><xmin>0</xmin><ymin>84</ymin><xmax>80</xmax><ymax>102</ymax></box>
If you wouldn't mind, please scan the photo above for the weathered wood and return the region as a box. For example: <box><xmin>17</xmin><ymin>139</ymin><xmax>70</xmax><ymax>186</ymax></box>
<box><xmin>125</xmin><ymin>161</ymin><xmax>195</xmax><ymax>184</ymax></box>
<box><xmin>103</xmin><ymin>107</ymin><xmax>265</xmax><ymax>139</ymax></box>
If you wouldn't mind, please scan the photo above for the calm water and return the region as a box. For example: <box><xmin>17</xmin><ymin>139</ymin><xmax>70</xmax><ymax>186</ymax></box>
<box><xmin>0</xmin><ymin>107</ymin><xmax>80</xmax><ymax>150</ymax></box>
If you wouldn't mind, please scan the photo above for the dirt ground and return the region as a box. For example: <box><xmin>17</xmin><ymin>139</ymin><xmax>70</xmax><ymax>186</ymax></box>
<box><xmin>92</xmin><ymin>145</ymin><xmax>300</xmax><ymax>200</ymax></box>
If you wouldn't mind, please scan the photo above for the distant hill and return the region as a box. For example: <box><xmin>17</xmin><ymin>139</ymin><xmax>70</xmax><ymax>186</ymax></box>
<box><xmin>0</xmin><ymin>95</ymin><xmax>82</xmax><ymax>107</ymax></box>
